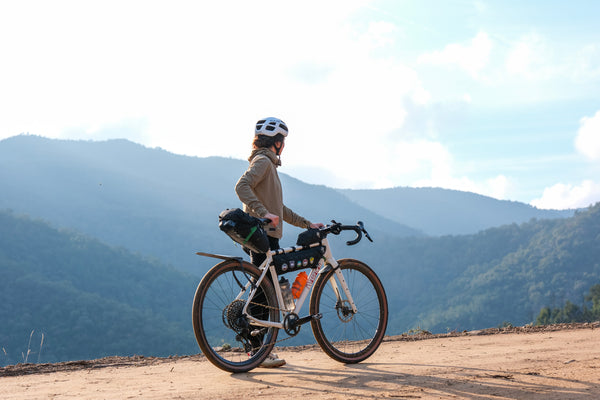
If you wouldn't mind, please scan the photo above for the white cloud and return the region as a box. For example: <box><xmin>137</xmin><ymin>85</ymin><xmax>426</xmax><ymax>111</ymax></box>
<box><xmin>368</xmin><ymin>139</ymin><xmax>511</xmax><ymax>200</ymax></box>
<box><xmin>504</xmin><ymin>32</ymin><xmax>571</xmax><ymax>82</ymax></box>
<box><xmin>417</xmin><ymin>32</ymin><xmax>492</xmax><ymax>78</ymax></box>
<box><xmin>2</xmin><ymin>1</ymin><xmax>599</xmax><ymax>209</ymax></box>
<box><xmin>526</xmin><ymin>110</ymin><xmax>600</xmax><ymax>210</ymax></box>
<box><xmin>505</xmin><ymin>35</ymin><xmax>537</xmax><ymax>76</ymax></box>
<box><xmin>575</xmin><ymin>110</ymin><xmax>600</xmax><ymax>160</ymax></box>
<box><xmin>572</xmin><ymin>44</ymin><xmax>600</xmax><ymax>81</ymax></box>
<box><xmin>1</xmin><ymin>0</ymin><xmax>445</xmax><ymax>198</ymax></box>
<box><xmin>530</xmin><ymin>180</ymin><xmax>600</xmax><ymax>209</ymax></box>
<box><xmin>414</xmin><ymin>172</ymin><xmax>510</xmax><ymax>200</ymax></box>
<box><xmin>505</xmin><ymin>33</ymin><xmax>545</xmax><ymax>77</ymax></box>
<box><xmin>0</xmin><ymin>0</ymin><xmax>426</xmax><ymax>167</ymax></box>
<box><xmin>361</xmin><ymin>21</ymin><xmax>398</xmax><ymax>49</ymax></box>
<box><xmin>486</xmin><ymin>175</ymin><xmax>510</xmax><ymax>200</ymax></box>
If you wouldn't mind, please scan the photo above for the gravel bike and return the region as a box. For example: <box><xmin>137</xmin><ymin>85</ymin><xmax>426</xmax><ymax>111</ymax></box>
<box><xmin>192</xmin><ymin>220</ymin><xmax>388</xmax><ymax>373</ymax></box>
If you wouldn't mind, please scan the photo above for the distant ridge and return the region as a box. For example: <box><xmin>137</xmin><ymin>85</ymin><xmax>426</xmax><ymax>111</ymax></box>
<box><xmin>0</xmin><ymin>135</ymin><xmax>419</xmax><ymax>273</ymax></box>
<box><xmin>339</xmin><ymin>187</ymin><xmax>574</xmax><ymax>236</ymax></box>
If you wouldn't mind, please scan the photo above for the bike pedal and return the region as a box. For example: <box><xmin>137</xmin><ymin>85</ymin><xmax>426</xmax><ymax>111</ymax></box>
<box><xmin>250</xmin><ymin>329</ymin><xmax>265</xmax><ymax>336</ymax></box>
<box><xmin>312</xmin><ymin>313</ymin><xmax>323</xmax><ymax>320</ymax></box>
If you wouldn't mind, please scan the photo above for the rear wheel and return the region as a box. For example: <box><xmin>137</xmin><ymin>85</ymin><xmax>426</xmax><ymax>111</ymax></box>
<box><xmin>310</xmin><ymin>259</ymin><xmax>388</xmax><ymax>363</ymax></box>
<box><xmin>192</xmin><ymin>259</ymin><xmax>279</xmax><ymax>373</ymax></box>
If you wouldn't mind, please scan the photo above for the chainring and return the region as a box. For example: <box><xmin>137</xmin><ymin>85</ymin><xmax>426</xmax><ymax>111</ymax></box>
<box><xmin>283</xmin><ymin>312</ymin><xmax>301</xmax><ymax>336</ymax></box>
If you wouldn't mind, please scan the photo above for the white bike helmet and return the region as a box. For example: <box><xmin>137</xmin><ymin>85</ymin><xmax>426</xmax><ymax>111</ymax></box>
<box><xmin>255</xmin><ymin>117</ymin><xmax>288</xmax><ymax>137</ymax></box>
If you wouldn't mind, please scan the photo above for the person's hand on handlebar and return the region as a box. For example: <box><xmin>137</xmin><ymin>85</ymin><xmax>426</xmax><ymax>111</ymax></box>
<box><xmin>264</xmin><ymin>213</ymin><xmax>323</xmax><ymax>230</ymax></box>
<box><xmin>264</xmin><ymin>212</ymin><xmax>279</xmax><ymax>228</ymax></box>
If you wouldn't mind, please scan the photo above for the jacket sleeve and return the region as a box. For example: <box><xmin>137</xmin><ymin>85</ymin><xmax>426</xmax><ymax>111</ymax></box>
<box><xmin>283</xmin><ymin>205</ymin><xmax>312</xmax><ymax>229</ymax></box>
<box><xmin>235</xmin><ymin>156</ymin><xmax>270</xmax><ymax>217</ymax></box>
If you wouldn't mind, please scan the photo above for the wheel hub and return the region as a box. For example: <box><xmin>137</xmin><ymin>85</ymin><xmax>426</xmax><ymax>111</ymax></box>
<box><xmin>336</xmin><ymin>300</ymin><xmax>354</xmax><ymax>322</ymax></box>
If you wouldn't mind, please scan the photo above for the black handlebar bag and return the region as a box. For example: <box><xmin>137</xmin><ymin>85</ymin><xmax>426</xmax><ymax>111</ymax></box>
<box><xmin>218</xmin><ymin>208</ymin><xmax>270</xmax><ymax>253</ymax></box>
<box><xmin>296</xmin><ymin>228</ymin><xmax>323</xmax><ymax>246</ymax></box>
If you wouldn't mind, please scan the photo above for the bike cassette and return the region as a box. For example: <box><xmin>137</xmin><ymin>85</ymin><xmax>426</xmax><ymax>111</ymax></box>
<box><xmin>222</xmin><ymin>299</ymin><xmax>247</xmax><ymax>332</ymax></box>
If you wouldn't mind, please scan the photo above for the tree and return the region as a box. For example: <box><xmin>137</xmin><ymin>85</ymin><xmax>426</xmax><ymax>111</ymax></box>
<box><xmin>585</xmin><ymin>284</ymin><xmax>600</xmax><ymax>318</ymax></box>
<box><xmin>535</xmin><ymin>284</ymin><xmax>600</xmax><ymax>325</ymax></box>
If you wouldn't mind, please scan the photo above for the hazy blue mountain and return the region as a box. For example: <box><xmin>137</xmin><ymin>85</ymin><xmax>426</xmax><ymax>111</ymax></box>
<box><xmin>1</xmin><ymin>135</ymin><xmax>576</xmax><ymax>275</ymax></box>
<box><xmin>1</xmin><ymin>135</ymin><xmax>595</xmax><ymax>340</ymax></box>
<box><xmin>0</xmin><ymin>135</ymin><xmax>420</xmax><ymax>275</ymax></box>
<box><xmin>339</xmin><ymin>187</ymin><xmax>574</xmax><ymax>236</ymax></box>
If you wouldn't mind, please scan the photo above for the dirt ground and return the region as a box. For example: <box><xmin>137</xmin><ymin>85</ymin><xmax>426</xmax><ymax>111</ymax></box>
<box><xmin>2</xmin><ymin>323</ymin><xmax>599</xmax><ymax>400</ymax></box>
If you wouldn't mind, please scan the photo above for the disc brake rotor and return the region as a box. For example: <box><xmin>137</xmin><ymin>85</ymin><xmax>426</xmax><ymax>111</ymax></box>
<box><xmin>336</xmin><ymin>299</ymin><xmax>354</xmax><ymax>322</ymax></box>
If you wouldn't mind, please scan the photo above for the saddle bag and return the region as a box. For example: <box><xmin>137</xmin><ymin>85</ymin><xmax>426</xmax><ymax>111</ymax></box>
<box><xmin>271</xmin><ymin>246</ymin><xmax>325</xmax><ymax>275</ymax></box>
<box><xmin>218</xmin><ymin>208</ymin><xmax>270</xmax><ymax>253</ymax></box>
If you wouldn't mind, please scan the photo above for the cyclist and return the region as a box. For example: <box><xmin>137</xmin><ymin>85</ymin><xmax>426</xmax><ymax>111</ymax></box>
<box><xmin>235</xmin><ymin>117</ymin><xmax>323</xmax><ymax>367</ymax></box>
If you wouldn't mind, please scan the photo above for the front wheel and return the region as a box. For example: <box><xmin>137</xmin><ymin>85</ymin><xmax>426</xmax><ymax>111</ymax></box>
<box><xmin>192</xmin><ymin>259</ymin><xmax>279</xmax><ymax>373</ymax></box>
<box><xmin>310</xmin><ymin>259</ymin><xmax>388</xmax><ymax>363</ymax></box>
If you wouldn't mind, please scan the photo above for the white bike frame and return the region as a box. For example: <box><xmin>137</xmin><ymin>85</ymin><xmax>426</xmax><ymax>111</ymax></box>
<box><xmin>240</xmin><ymin>236</ymin><xmax>358</xmax><ymax>330</ymax></box>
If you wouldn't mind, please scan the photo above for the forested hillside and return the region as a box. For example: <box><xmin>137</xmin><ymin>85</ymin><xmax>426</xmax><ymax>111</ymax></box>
<box><xmin>0</xmin><ymin>211</ymin><xmax>199</xmax><ymax>366</ymax></box>
<box><xmin>376</xmin><ymin>203</ymin><xmax>600</xmax><ymax>333</ymax></box>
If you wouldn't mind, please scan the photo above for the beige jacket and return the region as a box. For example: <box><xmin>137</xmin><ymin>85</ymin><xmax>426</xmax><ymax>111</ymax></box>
<box><xmin>235</xmin><ymin>148</ymin><xmax>311</xmax><ymax>238</ymax></box>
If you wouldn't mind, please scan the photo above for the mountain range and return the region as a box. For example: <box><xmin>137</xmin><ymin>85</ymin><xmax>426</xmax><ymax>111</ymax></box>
<box><xmin>340</xmin><ymin>187</ymin><xmax>573</xmax><ymax>236</ymax></box>
<box><xmin>0</xmin><ymin>135</ymin><xmax>573</xmax><ymax>275</ymax></box>
<box><xmin>1</xmin><ymin>135</ymin><xmax>598</xmax><ymax>366</ymax></box>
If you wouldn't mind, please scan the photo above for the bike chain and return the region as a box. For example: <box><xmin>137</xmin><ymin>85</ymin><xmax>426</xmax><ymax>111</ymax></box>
<box><xmin>247</xmin><ymin>300</ymin><xmax>302</xmax><ymax>347</ymax></box>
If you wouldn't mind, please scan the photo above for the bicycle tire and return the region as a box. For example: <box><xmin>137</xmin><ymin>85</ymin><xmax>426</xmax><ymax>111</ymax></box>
<box><xmin>310</xmin><ymin>258</ymin><xmax>388</xmax><ymax>363</ymax></box>
<box><xmin>192</xmin><ymin>259</ymin><xmax>279</xmax><ymax>373</ymax></box>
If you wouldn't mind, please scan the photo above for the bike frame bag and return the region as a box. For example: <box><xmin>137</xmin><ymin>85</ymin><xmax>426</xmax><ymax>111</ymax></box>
<box><xmin>271</xmin><ymin>246</ymin><xmax>325</xmax><ymax>275</ymax></box>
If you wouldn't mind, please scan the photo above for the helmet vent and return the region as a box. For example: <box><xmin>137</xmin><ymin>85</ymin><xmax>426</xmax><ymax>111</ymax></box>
<box><xmin>254</xmin><ymin>117</ymin><xmax>288</xmax><ymax>137</ymax></box>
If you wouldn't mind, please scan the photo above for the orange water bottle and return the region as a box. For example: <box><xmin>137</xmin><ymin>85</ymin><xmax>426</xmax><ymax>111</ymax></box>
<box><xmin>292</xmin><ymin>271</ymin><xmax>308</xmax><ymax>299</ymax></box>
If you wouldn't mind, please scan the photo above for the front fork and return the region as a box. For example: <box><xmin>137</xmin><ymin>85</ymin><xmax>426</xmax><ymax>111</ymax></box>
<box><xmin>321</xmin><ymin>244</ymin><xmax>358</xmax><ymax>315</ymax></box>
<box><xmin>327</xmin><ymin>265</ymin><xmax>359</xmax><ymax>315</ymax></box>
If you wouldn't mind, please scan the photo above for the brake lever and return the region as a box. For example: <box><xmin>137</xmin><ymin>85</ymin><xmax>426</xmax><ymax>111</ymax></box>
<box><xmin>329</xmin><ymin>220</ymin><xmax>342</xmax><ymax>235</ymax></box>
<box><xmin>357</xmin><ymin>221</ymin><xmax>373</xmax><ymax>242</ymax></box>
<box><xmin>258</xmin><ymin>217</ymin><xmax>276</xmax><ymax>232</ymax></box>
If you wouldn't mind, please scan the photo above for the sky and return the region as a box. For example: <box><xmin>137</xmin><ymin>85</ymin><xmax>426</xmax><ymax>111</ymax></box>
<box><xmin>1</xmin><ymin>0</ymin><xmax>600</xmax><ymax>210</ymax></box>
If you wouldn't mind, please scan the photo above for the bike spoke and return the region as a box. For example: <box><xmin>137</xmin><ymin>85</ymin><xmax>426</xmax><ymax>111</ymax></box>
<box><xmin>192</xmin><ymin>260</ymin><xmax>279</xmax><ymax>373</ymax></box>
<box><xmin>310</xmin><ymin>260</ymin><xmax>388</xmax><ymax>363</ymax></box>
